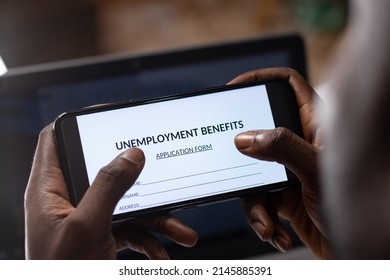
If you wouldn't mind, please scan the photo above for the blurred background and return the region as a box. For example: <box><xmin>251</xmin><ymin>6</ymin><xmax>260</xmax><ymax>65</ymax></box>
<box><xmin>0</xmin><ymin>0</ymin><xmax>347</xmax><ymax>84</ymax></box>
<box><xmin>0</xmin><ymin>0</ymin><xmax>348</xmax><ymax>259</ymax></box>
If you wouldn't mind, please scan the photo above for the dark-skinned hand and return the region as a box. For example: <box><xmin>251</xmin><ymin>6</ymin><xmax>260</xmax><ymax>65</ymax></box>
<box><xmin>24</xmin><ymin>125</ymin><xmax>198</xmax><ymax>259</ymax></box>
<box><xmin>230</xmin><ymin>67</ymin><xmax>332</xmax><ymax>259</ymax></box>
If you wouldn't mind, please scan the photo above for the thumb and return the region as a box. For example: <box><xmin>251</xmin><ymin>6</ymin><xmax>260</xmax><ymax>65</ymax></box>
<box><xmin>75</xmin><ymin>148</ymin><xmax>145</xmax><ymax>225</ymax></box>
<box><xmin>234</xmin><ymin>128</ymin><xmax>318</xmax><ymax>187</ymax></box>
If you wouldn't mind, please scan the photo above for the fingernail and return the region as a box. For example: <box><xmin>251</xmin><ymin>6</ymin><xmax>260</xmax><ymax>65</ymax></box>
<box><xmin>234</xmin><ymin>131</ymin><xmax>257</xmax><ymax>149</ymax></box>
<box><xmin>160</xmin><ymin>247</ymin><xmax>170</xmax><ymax>260</ymax></box>
<box><xmin>171</xmin><ymin>222</ymin><xmax>199</xmax><ymax>247</ymax></box>
<box><xmin>121</xmin><ymin>148</ymin><xmax>145</xmax><ymax>164</ymax></box>
<box><xmin>273</xmin><ymin>235</ymin><xmax>290</xmax><ymax>253</ymax></box>
<box><xmin>252</xmin><ymin>221</ymin><xmax>266</xmax><ymax>241</ymax></box>
<box><xmin>181</xmin><ymin>231</ymin><xmax>199</xmax><ymax>247</ymax></box>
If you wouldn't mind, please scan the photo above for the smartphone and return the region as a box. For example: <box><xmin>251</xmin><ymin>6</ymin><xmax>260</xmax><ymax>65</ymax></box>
<box><xmin>55</xmin><ymin>79</ymin><xmax>303</xmax><ymax>222</ymax></box>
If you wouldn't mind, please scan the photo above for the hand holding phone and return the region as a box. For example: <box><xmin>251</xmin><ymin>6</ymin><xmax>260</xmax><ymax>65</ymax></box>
<box><xmin>55</xmin><ymin>79</ymin><xmax>303</xmax><ymax>222</ymax></box>
<box><xmin>25</xmin><ymin>124</ymin><xmax>200</xmax><ymax>259</ymax></box>
<box><xmin>230</xmin><ymin>67</ymin><xmax>329</xmax><ymax>258</ymax></box>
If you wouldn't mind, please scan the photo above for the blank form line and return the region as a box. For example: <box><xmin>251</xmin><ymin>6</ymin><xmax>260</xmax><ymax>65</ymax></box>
<box><xmin>141</xmin><ymin>172</ymin><xmax>262</xmax><ymax>197</ymax></box>
<box><xmin>141</xmin><ymin>182</ymin><xmax>265</xmax><ymax>208</ymax></box>
<box><xmin>142</xmin><ymin>162</ymin><xmax>259</xmax><ymax>186</ymax></box>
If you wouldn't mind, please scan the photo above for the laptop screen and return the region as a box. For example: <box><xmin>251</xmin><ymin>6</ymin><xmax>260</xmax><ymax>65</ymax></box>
<box><xmin>0</xmin><ymin>34</ymin><xmax>306</xmax><ymax>259</ymax></box>
<box><xmin>38</xmin><ymin>51</ymin><xmax>290</xmax><ymax>125</ymax></box>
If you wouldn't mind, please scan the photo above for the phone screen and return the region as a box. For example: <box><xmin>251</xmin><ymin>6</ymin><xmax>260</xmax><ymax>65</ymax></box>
<box><xmin>56</xmin><ymin>81</ymin><xmax>301</xmax><ymax>220</ymax></box>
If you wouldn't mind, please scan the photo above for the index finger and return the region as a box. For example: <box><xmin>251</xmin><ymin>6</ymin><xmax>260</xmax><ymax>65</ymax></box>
<box><xmin>229</xmin><ymin>67</ymin><xmax>319</xmax><ymax>142</ymax></box>
<box><xmin>228</xmin><ymin>67</ymin><xmax>313</xmax><ymax>107</ymax></box>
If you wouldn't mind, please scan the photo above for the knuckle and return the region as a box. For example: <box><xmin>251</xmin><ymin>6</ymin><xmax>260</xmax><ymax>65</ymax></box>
<box><xmin>280</xmin><ymin>67</ymin><xmax>298</xmax><ymax>76</ymax></box>
<box><xmin>155</xmin><ymin>216</ymin><xmax>170</xmax><ymax>231</ymax></box>
<box><xmin>285</xmin><ymin>67</ymin><xmax>298</xmax><ymax>75</ymax></box>
<box><xmin>98</xmin><ymin>161</ymin><xmax>129</xmax><ymax>183</ymax></box>
<box><xmin>266</xmin><ymin>127</ymin><xmax>295</xmax><ymax>163</ymax></box>
<box><xmin>270</xmin><ymin>127</ymin><xmax>294</xmax><ymax>149</ymax></box>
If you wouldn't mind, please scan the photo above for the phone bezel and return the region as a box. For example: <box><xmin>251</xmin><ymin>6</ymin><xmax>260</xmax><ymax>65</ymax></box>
<box><xmin>55</xmin><ymin>79</ymin><xmax>303</xmax><ymax>222</ymax></box>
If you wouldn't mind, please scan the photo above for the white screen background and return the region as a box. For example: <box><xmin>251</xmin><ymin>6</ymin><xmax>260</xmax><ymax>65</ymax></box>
<box><xmin>76</xmin><ymin>84</ymin><xmax>287</xmax><ymax>215</ymax></box>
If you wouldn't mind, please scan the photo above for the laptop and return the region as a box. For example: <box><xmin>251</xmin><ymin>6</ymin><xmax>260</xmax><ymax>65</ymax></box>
<box><xmin>0</xmin><ymin>34</ymin><xmax>306</xmax><ymax>259</ymax></box>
